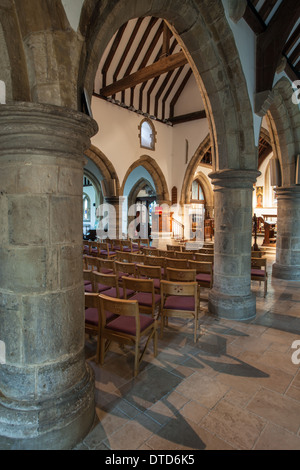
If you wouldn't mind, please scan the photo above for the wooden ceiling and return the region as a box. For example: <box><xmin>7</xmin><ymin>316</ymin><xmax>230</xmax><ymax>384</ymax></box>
<box><xmin>244</xmin><ymin>0</ymin><xmax>300</xmax><ymax>87</ymax></box>
<box><xmin>94</xmin><ymin>17</ymin><xmax>202</xmax><ymax>124</ymax></box>
<box><xmin>93</xmin><ymin>1</ymin><xmax>299</xmax><ymax>124</ymax></box>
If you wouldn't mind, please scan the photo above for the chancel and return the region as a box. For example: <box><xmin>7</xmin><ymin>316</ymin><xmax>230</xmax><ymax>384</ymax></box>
<box><xmin>0</xmin><ymin>0</ymin><xmax>300</xmax><ymax>451</ymax></box>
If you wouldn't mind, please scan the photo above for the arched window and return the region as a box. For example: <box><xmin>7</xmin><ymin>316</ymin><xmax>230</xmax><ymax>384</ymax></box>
<box><xmin>83</xmin><ymin>193</ymin><xmax>91</xmax><ymax>222</ymax></box>
<box><xmin>139</xmin><ymin>118</ymin><xmax>156</xmax><ymax>150</ymax></box>
<box><xmin>191</xmin><ymin>180</ymin><xmax>205</xmax><ymax>202</ymax></box>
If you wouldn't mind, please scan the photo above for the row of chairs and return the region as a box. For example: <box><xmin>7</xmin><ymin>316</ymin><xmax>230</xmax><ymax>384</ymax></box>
<box><xmin>85</xmin><ymin>270</ymin><xmax>200</xmax><ymax>376</ymax></box>
<box><xmin>83</xmin><ymin>254</ymin><xmax>213</xmax><ymax>290</ymax></box>
<box><xmin>83</xmin><ymin>238</ymin><xmax>151</xmax><ymax>257</ymax></box>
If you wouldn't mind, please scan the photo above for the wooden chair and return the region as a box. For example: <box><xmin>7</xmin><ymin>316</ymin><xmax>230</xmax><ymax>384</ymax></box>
<box><xmin>98</xmin><ymin>294</ymin><xmax>158</xmax><ymax>377</ymax></box>
<box><xmin>166</xmin><ymin>244</ymin><xmax>181</xmax><ymax>252</ymax></box>
<box><xmin>194</xmin><ymin>253</ymin><xmax>214</xmax><ymax>263</ymax></box>
<box><xmin>166</xmin><ymin>267</ymin><xmax>196</xmax><ymax>282</ymax></box>
<box><xmin>85</xmin><ymin>292</ymin><xmax>118</xmax><ymax>364</ymax></box>
<box><xmin>95</xmin><ymin>257</ymin><xmax>116</xmax><ymax>275</ymax></box>
<box><xmin>129</xmin><ymin>252</ymin><xmax>146</xmax><ymax>265</ymax></box>
<box><xmin>110</xmin><ymin>239</ymin><xmax>122</xmax><ymax>252</ymax></box>
<box><xmin>83</xmin><ymin>269</ymin><xmax>93</xmax><ymax>292</ymax></box>
<box><xmin>251</xmin><ymin>257</ymin><xmax>268</xmax><ymax>297</ymax></box>
<box><xmin>115</xmin><ymin>251</ymin><xmax>132</xmax><ymax>263</ymax></box>
<box><xmin>89</xmin><ymin>240</ymin><xmax>100</xmax><ymax>257</ymax></box>
<box><xmin>175</xmin><ymin>251</ymin><xmax>195</xmax><ymax>260</ymax></box>
<box><xmin>133</xmin><ymin>238</ymin><xmax>150</xmax><ymax>249</ymax></box>
<box><xmin>136</xmin><ymin>264</ymin><xmax>162</xmax><ymax>292</ymax></box>
<box><xmin>83</xmin><ymin>240</ymin><xmax>91</xmax><ymax>255</ymax></box>
<box><xmin>165</xmin><ymin>257</ymin><xmax>189</xmax><ymax>270</ymax></box>
<box><xmin>115</xmin><ymin>261</ymin><xmax>137</xmax><ymax>283</ymax></box>
<box><xmin>83</xmin><ymin>255</ymin><xmax>98</xmax><ymax>271</ymax></box>
<box><xmin>98</xmin><ymin>241</ymin><xmax>116</xmax><ymax>259</ymax></box>
<box><xmin>120</xmin><ymin>239</ymin><xmax>139</xmax><ymax>253</ymax></box>
<box><xmin>189</xmin><ymin>260</ymin><xmax>213</xmax><ymax>290</ymax></box>
<box><xmin>145</xmin><ymin>255</ymin><xmax>166</xmax><ymax>278</ymax></box>
<box><xmin>142</xmin><ymin>247</ymin><xmax>159</xmax><ymax>256</ymax></box>
<box><xmin>159</xmin><ymin>249</ymin><xmax>175</xmax><ymax>258</ymax></box>
<box><xmin>122</xmin><ymin>276</ymin><xmax>161</xmax><ymax>319</ymax></box>
<box><xmin>91</xmin><ymin>271</ymin><xmax>134</xmax><ymax>299</ymax></box>
<box><xmin>198</xmin><ymin>248</ymin><xmax>214</xmax><ymax>254</ymax></box>
<box><xmin>251</xmin><ymin>250</ymin><xmax>263</xmax><ymax>258</ymax></box>
<box><xmin>160</xmin><ymin>280</ymin><xmax>199</xmax><ymax>342</ymax></box>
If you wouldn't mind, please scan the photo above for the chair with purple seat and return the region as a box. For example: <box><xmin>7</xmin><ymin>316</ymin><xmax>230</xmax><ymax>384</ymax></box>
<box><xmin>122</xmin><ymin>276</ymin><xmax>161</xmax><ymax>319</ymax></box>
<box><xmin>84</xmin><ymin>269</ymin><xmax>93</xmax><ymax>292</ymax></box>
<box><xmin>166</xmin><ymin>267</ymin><xmax>196</xmax><ymax>282</ymax></box>
<box><xmin>129</xmin><ymin>252</ymin><xmax>146</xmax><ymax>266</ymax></box>
<box><xmin>91</xmin><ymin>271</ymin><xmax>134</xmax><ymax>299</ymax></box>
<box><xmin>142</xmin><ymin>247</ymin><xmax>158</xmax><ymax>256</ymax></box>
<box><xmin>160</xmin><ymin>280</ymin><xmax>199</xmax><ymax>343</ymax></box>
<box><xmin>115</xmin><ymin>260</ymin><xmax>137</xmax><ymax>283</ymax></box>
<box><xmin>165</xmin><ymin>257</ymin><xmax>189</xmax><ymax>270</ymax></box>
<box><xmin>85</xmin><ymin>292</ymin><xmax>117</xmax><ymax>363</ymax></box>
<box><xmin>145</xmin><ymin>255</ymin><xmax>166</xmax><ymax>279</ymax></box>
<box><xmin>98</xmin><ymin>241</ymin><xmax>116</xmax><ymax>259</ymax></box>
<box><xmin>188</xmin><ymin>260</ymin><xmax>213</xmax><ymax>291</ymax></box>
<box><xmin>136</xmin><ymin>264</ymin><xmax>162</xmax><ymax>293</ymax></box>
<box><xmin>98</xmin><ymin>294</ymin><xmax>158</xmax><ymax>377</ymax></box>
<box><xmin>96</xmin><ymin>257</ymin><xmax>116</xmax><ymax>275</ymax></box>
<box><xmin>251</xmin><ymin>257</ymin><xmax>268</xmax><ymax>297</ymax></box>
<box><xmin>83</xmin><ymin>255</ymin><xmax>98</xmax><ymax>271</ymax></box>
<box><xmin>115</xmin><ymin>251</ymin><xmax>132</xmax><ymax>263</ymax></box>
<box><xmin>175</xmin><ymin>251</ymin><xmax>195</xmax><ymax>261</ymax></box>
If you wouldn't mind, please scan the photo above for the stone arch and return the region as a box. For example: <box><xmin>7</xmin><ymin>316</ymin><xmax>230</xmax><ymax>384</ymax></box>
<box><xmin>79</xmin><ymin>0</ymin><xmax>256</xmax><ymax>171</ymax></box>
<box><xmin>180</xmin><ymin>134</ymin><xmax>211</xmax><ymax>205</ymax></box>
<box><xmin>127</xmin><ymin>177</ymin><xmax>156</xmax><ymax>210</ymax></box>
<box><xmin>266</xmin><ymin>77</ymin><xmax>300</xmax><ymax>186</ymax></box>
<box><xmin>192</xmin><ymin>171</ymin><xmax>214</xmax><ymax>217</ymax></box>
<box><xmin>121</xmin><ymin>155</ymin><xmax>170</xmax><ymax>205</ymax></box>
<box><xmin>84</xmin><ymin>144</ymin><xmax>121</xmax><ymax>196</ymax></box>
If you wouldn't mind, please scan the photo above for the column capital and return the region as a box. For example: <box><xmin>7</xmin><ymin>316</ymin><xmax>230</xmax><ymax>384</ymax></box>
<box><xmin>209</xmin><ymin>169</ymin><xmax>260</xmax><ymax>190</ymax></box>
<box><xmin>275</xmin><ymin>185</ymin><xmax>300</xmax><ymax>199</ymax></box>
<box><xmin>0</xmin><ymin>101</ymin><xmax>98</xmax><ymax>161</ymax></box>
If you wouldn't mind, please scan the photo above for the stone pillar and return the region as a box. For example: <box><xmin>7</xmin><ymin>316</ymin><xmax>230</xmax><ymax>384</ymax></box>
<box><xmin>272</xmin><ymin>186</ymin><xmax>300</xmax><ymax>280</ymax></box>
<box><xmin>208</xmin><ymin>169</ymin><xmax>260</xmax><ymax>321</ymax></box>
<box><xmin>0</xmin><ymin>102</ymin><xmax>98</xmax><ymax>449</ymax></box>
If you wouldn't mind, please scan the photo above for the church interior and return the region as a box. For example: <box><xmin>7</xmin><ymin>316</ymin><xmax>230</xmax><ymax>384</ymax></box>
<box><xmin>0</xmin><ymin>0</ymin><xmax>300</xmax><ymax>450</ymax></box>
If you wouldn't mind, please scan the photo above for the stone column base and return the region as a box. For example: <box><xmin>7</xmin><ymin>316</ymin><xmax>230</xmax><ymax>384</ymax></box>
<box><xmin>272</xmin><ymin>263</ymin><xmax>300</xmax><ymax>281</ymax></box>
<box><xmin>208</xmin><ymin>289</ymin><xmax>256</xmax><ymax>321</ymax></box>
<box><xmin>0</xmin><ymin>364</ymin><xmax>94</xmax><ymax>450</ymax></box>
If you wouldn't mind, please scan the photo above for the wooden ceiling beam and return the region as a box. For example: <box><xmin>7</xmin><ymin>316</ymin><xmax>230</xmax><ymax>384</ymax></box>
<box><xmin>243</xmin><ymin>0</ymin><xmax>266</xmax><ymax>35</ymax></box>
<box><xmin>100</xmin><ymin>51</ymin><xmax>188</xmax><ymax>97</ymax></box>
<box><xmin>283</xmin><ymin>23</ymin><xmax>300</xmax><ymax>55</ymax></box>
<box><xmin>256</xmin><ymin>0</ymin><xmax>300</xmax><ymax>94</ymax></box>
<box><xmin>102</xmin><ymin>22</ymin><xmax>128</xmax><ymax>88</ymax></box>
<box><xmin>258</xmin><ymin>0</ymin><xmax>279</xmax><ymax>22</ymax></box>
<box><xmin>112</xmin><ymin>17</ymin><xmax>144</xmax><ymax>84</ymax></box>
<box><xmin>169</xmin><ymin>110</ymin><xmax>206</xmax><ymax>125</ymax></box>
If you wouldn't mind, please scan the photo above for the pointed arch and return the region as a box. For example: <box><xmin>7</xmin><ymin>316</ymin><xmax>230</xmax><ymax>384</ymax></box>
<box><xmin>266</xmin><ymin>77</ymin><xmax>300</xmax><ymax>186</ymax></box>
<box><xmin>180</xmin><ymin>134</ymin><xmax>211</xmax><ymax>205</ymax></box>
<box><xmin>84</xmin><ymin>144</ymin><xmax>121</xmax><ymax>196</ymax></box>
<box><xmin>121</xmin><ymin>155</ymin><xmax>170</xmax><ymax>205</ymax></box>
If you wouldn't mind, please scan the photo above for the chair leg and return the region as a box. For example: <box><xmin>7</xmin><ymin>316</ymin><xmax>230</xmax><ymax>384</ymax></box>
<box><xmin>134</xmin><ymin>341</ymin><xmax>139</xmax><ymax>377</ymax></box>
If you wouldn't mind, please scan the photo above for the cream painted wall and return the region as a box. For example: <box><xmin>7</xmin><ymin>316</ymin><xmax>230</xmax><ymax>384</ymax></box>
<box><xmin>91</xmin><ymin>96</ymin><xmax>173</xmax><ymax>191</ymax></box>
<box><xmin>91</xmin><ymin>95</ymin><xmax>210</xmax><ymax>202</ymax></box>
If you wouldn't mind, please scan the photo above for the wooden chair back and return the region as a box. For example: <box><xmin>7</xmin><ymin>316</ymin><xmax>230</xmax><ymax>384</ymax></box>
<box><xmin>166</xmin><ymin>267</ymin><xmax>196</xmax><ymax>282</ymax></box>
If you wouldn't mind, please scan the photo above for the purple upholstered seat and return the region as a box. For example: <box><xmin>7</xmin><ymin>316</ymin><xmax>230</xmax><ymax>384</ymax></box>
<box><xmin>106</xmin><ymin>314</ymin><xmax>154</xmax><ymax>335</ymax></box>
<box><xmin>85</xmin><ymin>307</ymin><xmax>116</xmax><ymax>325</ymax></box>
<box><xmin>164</xmin><ymin>295</ymin><xmax>195</xmax><ymax>311</ymax></box>
<box><xmin>196</xmin><ymin>273</ymin><xmax>212</xmax><ymax>283</ymax></box>
<box><xmin>84</xmin><ymin>283</ymin><xmax>93</xmax><ymax>292</ymax></box>
<box><xmin>100</xmin><ymin>250</ymin><xmax>116</xmax><ymax>256</ymax></box>
<box><xmin>101</xmin><ymin>287</ymin><xmax>135</xmax><ymax>299</ymax></box>
<box><xmin>251</xmin><ymin>268</ymin><xmax>265</xmax><ymax>277</ymax></box>
<box><xmin>130</xmin><ymin>292</ymin><xmax>161</xmax><ymax>306</ymax></box>
<box><xmin>96</xmin><ymin>283</ymin><xmax>112</xmax><ymax>293</ymax></box>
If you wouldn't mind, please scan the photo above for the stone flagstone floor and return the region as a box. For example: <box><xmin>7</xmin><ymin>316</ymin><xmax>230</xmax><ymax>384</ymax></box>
<box><xmin>75</xmin><ymin>253</ymin><xmax>300</xmax><ymax>450</ymax></box>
